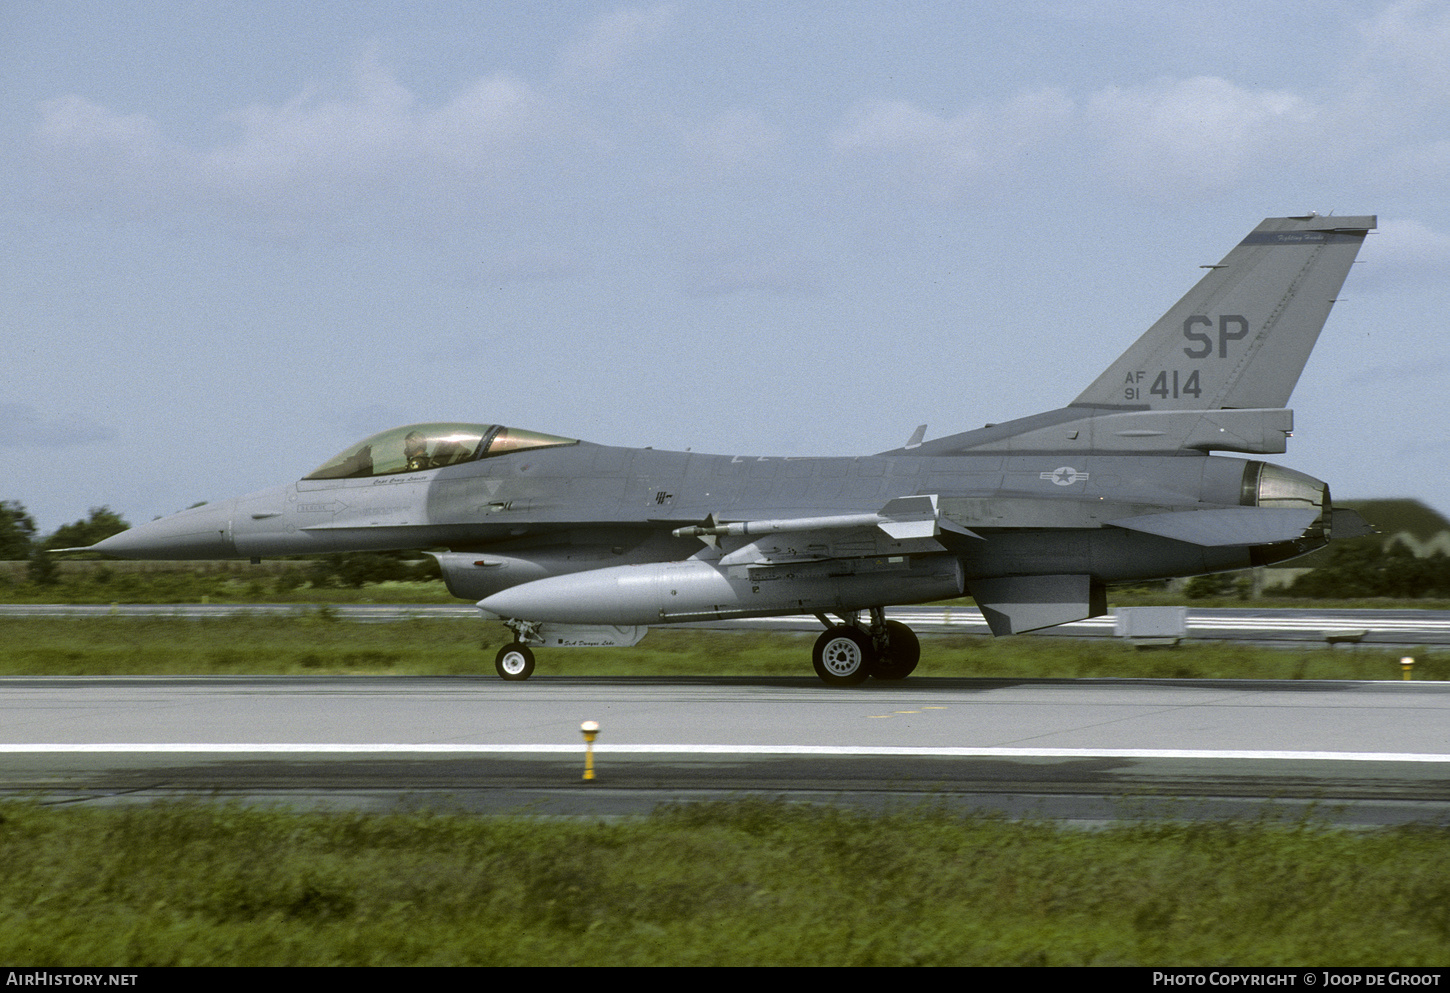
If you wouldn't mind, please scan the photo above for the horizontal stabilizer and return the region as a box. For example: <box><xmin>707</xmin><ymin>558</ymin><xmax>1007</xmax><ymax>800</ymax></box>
<box><xmin>1108</xmin><ymin>507</ymin><xmax>1319</xmax><ymax>546</ymax></box>
<box><xmin>967</xmin><ymin>574</ymin><xmax>1106</xmax><ymax>636</ymax></box>
<box><xmin>1330</xmin><ymin>508</ymin><xmax>1376</xmax><ymax>540</ymax></box>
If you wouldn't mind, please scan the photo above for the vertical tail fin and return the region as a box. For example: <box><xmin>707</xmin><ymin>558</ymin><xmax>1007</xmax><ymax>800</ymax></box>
<box><xmin>1073</xmin><ymin>214</ymin><xmax>1375</xmax><ymax>411</ymax></box>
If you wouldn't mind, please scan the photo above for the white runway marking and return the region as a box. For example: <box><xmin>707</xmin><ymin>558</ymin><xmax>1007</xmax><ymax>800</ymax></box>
<box><xmin>1</xmin><ymin>743</ymin><xmax>1445</xmax><ymax>762</ymax></box>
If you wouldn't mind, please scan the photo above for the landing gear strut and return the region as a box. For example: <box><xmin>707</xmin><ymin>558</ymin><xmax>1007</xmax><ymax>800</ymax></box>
<box><xmin>810</xmin><ymin>609</ymin><xmax>920</xmax><ymax>686</ymax></box>
<box><xmin>493</xmin><ymin>619</ymin><xmax>543</xmax><ymax>681</ymax></box>
<box><xmin>872</xmin><ymin>620</ymin><xmax>920</xmax><ymax>680</ymax></box>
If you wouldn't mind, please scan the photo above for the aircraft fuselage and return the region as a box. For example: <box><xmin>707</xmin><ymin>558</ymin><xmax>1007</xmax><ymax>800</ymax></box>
<box><xmin>105</xmin><ymin>440</ymin><xmax>1319</xmax><ymax>595</ymax></box>
<box><xmin>80</xmin><ymin>214</ymin><xmax>1376</xmax><ymax>684</ymax></box>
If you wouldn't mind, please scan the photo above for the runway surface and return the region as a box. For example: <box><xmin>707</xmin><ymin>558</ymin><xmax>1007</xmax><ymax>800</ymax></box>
<box><xmin>3</xmin><ymin>675</ymin><xmax>1447</xmax><ymax>824</ymax></box>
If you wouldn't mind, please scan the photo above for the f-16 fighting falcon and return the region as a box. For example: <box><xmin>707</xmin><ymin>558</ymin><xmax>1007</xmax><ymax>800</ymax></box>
<box><xmin>81</xmin><ymin>214</ymin><xmax>1377</xmax><ymax>685</ymax></box>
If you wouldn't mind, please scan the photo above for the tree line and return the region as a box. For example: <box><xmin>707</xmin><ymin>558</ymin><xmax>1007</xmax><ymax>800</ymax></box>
<box><xmin>0</xmin><ymin>500</ymin><xmax>438</xmax><ymax>589</ymax></box>
<box><xmin>1274</xmin><ymin>539</ymin><xmax>1450</xmax><ymax>599</ymax></box>
<box><xmin>8</xmin><ymin>497</ymin><xmax>1450</xmax><ymax>599</ymax></box>
<box><xmin>1</xmin><ymin>501</ymin><xmax>129</xmax><ymax>559</ymax></box>
<box><xmin>1180</xmin><ymin>538</ymin><xmax>1450</xmax><ymax>601</ymax></box>
<box><xmin>1</xmin><ymin>502</ymin><xmax>129</xmax><ymax>584</ymax></box>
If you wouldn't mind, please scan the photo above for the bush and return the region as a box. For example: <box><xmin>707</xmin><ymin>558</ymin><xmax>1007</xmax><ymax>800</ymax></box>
<box><xmin>1282</xmin><ymin>540</ymin><xmax>1450</xmax><ymax>599</ymax></box>
<box><xmin>307</xmin><ymin>553</ymin><xmax>440</xmax><ymax>589</ymax></box>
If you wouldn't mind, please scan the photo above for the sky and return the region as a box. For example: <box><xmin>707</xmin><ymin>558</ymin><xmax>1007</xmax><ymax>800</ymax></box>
<box><xmin>4</xmin><ymin>0</ymin><xmax>1449</xmax><ymax>533</ymax></box>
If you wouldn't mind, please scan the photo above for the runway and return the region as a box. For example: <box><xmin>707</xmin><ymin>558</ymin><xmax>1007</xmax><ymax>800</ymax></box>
<box><xmin>2</xmin><ymin>675</ymin><xmax>1447</xmax><ymax>825</ymax></box>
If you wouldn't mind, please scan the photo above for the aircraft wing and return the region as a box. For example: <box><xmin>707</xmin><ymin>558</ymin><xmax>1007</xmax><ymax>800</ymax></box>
<box><xmin>969</xmin><ymin>506</ymin><xmax>1323</xmax><ymax>637</ymax></box>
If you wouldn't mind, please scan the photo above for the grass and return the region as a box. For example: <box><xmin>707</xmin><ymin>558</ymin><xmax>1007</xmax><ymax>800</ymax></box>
<box><xmin>0</xmin><ymin>615</ymin><xmax>486</xmax><ymax>677</ymax></box>
<box><xmin>0</xmin><ymin>569</ymin><xmax>458</xmax><ymax>605</ymax></box>
<box><xmin>0</xmin><ymin>798</ymin><xmax>1444</xmax><ymax>966</ymax></box>
<box><xmin>0</xmin><ymin>615</ymin><xmax>1445</xmax><ymax>680</ymax></box>
<box><xmin>1</xmin><ymin>580</ymin><xmax>1444</xmax><ymax>966</ymax></box>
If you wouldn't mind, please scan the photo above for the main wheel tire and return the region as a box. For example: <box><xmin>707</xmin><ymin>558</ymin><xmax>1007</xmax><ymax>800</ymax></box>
<box><xmin>872</xmin><ymin>620</ymin><xmax>920</xmax><ymax>680</ymax></box>
<box><xmin>495</xmin><ymin>643</ymin><xmax>536</xmax><ymax>681</ymax></box>
<box><xmin>812</xmin><ymin>626</ymin><xmax>874</xmax><ymax>687</ymax></box>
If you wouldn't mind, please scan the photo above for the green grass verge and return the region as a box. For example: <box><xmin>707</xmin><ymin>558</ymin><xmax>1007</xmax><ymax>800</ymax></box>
<box><xmin>0</xmin><ymin>616</ymin><xmax>1445</xmax><ymax>679</ymax></box>
<box><xmin>0</xmin><ymin>798</ymin><xmax>1444</xmax><ymax>966</ymax></box>
<box><xmin>0</xmin><ymin>572</ymin><xmax>459</xmax><ymax>605</ymax></box>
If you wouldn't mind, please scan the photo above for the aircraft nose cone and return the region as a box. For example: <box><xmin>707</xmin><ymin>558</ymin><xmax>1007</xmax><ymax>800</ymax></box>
<box><xmin>90</xmin><ymin>500</ymin><xmax>238</xmax><ymax>559</ymax></box>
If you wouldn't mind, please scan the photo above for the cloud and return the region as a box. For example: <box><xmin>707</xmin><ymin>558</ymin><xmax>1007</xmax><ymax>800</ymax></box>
<box><xmin>556</xmin><ymin>4</ymin><xmax>676</xmax><ymax>88</ymax></box>
<box><xmin>0</xmin><ymin>404</ymin><xmax>116</xmax><ymax>448</ymax></box>
<box><xmin>831</xmin><ymin>88</ymin><xmax>1072</xmax><ymax>197</ymax></box>
<box><xmin>1084</xmin><ymin>76</ymin><xmax>1316</xmax><ymax>192</ymax></box>
<box><xmin>1354</xmin><ymin>218</ymin><xmax>1450</xmax><ymax>289</ymax></box>
<box><xmin>33</xmin><ymin>53</ymin><xmax>572</xmax><ymax>233</ymax></box>
<box><xmin>680</xmin><ymin>108</ymin><xmax>783</xmax><ymax>178</ymax></box>
<box><xmin>1354</xmin><ymin>0</ymin><xmax>1450</xmax><ymax>105</ymax></box>
<box><xmin>214</xmin><ymin>58</ymin><xmax>556</xmax><ymax>191</ymax></box>
<box><xmin>34</xmin><ymin>94</ymin><xmax>175</xmax><ymax>211</ymax></box>
<box><xmin>829</xmin><ymin>76</ymin><xmax>1322</xmax><ymax>198</ymax></box>
<box><xmin>28</xmin><ymin>8</ymin><xmax>677</xmax><ymax>237</ymax></box>
<box><xmin>36</xmin><ymin>94</ymin><xmax>166</xmax><ymax>159</ymax></box>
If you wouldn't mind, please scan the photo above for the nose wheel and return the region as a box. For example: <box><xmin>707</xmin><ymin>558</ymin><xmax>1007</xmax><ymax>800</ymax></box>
<box><xmin>494</xmin><ymin>643</ymin><xmax>536</xmax><ymax>681</ymax></box>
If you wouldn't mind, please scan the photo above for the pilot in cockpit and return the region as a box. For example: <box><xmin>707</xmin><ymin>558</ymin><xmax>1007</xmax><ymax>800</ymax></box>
<box><xmin>404</xmin><ymin>430</ymin><xmax>430</xmax><ymax>471</ymax></box>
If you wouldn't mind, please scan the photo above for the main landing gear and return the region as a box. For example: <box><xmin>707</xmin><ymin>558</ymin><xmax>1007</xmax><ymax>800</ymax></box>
<box><xmin>811</xmin><ymin>609</ymin><xmax>921</xmax><ymax>687</ymax></box>
<box><xmin>487</xmin><ymin>612</ymin><xmax>920</xmax><ymax>686</ymax></box>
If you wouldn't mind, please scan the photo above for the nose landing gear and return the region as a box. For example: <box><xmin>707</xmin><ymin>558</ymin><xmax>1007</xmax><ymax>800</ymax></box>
<box><xmin>494</xmin><ymin>643</ymin><xmax>536</xmax><ymax>680</ymax></box>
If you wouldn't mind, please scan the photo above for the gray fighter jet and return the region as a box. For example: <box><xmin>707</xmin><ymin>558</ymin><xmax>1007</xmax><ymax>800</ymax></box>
<box><xmin>87</xmin><ymin>214</ymin><xmax>1376</xmax><ymax>684</ymax></box>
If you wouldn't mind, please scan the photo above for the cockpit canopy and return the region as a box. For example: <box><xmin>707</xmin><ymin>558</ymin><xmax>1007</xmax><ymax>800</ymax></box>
<box><xmin>304</xmin><ymin>423</ymin><xmax>578</xmax><ymax>480</ymax></box>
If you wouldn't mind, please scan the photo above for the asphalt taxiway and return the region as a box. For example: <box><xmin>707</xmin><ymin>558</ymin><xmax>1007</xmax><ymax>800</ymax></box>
<box><xmin>2</xmin><ymin>675</ymin><xmax>1446</xmax><ymax>824</ymax></box>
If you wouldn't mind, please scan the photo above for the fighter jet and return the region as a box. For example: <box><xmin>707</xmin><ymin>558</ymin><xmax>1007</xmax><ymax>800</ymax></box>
<box><xmin>86</xmin><ymin>214</ymin><xmax>1376</xmax><ymax>685</ymax></box>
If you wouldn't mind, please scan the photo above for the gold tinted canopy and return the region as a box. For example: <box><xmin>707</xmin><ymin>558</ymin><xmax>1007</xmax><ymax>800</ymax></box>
<box><xmin>304</xmin><ymin>423</ymin><xmax>577</xmax><ymax>480</ymax></box>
